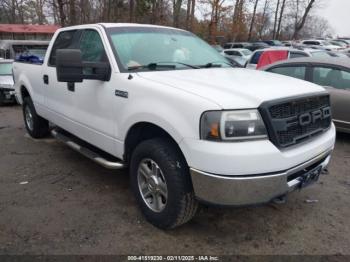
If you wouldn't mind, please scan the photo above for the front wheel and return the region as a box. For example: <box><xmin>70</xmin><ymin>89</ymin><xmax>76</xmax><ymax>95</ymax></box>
<box><xmin>130</xmin><ymin>138</ymin><xmax>198</xmax><ymax>229</ymax></box>
<box><xmin>22</xmin><ymin>97</ymin><xmax>49</xmax><ymax>138</ymax></box>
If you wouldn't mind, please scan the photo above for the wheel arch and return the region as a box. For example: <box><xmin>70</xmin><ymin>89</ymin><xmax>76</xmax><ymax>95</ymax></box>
<box><xmin>123</xmin><ymin>122</ymin><xmax>187</xmax><ymax>165</ymax></box>
<box><xmin>20</xmin><ymin>85</ymin><xmax>31</xmax><ymax>100</ymax></box>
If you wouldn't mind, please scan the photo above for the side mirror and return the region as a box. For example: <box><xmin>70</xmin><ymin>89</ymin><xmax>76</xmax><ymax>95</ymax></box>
<box><xmin>56</xmin><ymin>49</ymin><xmax>83</xmax><ymax>82</ymax></box>
<box><xmin>56</xmin><ymin>49</ymin><xmax>111</xmax><ymax>83</ymax></box>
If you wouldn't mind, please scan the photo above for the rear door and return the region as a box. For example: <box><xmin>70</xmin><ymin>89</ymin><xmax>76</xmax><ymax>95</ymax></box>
<box><xmin>311</xmin><ymin>66</ymin><xmax>350</xmax><ymax>131</ymax></box>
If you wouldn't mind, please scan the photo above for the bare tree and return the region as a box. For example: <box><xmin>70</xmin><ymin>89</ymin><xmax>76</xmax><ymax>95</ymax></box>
<box><xmin>129</xmin><ymin>0</ymin><xmax>135</xmax><ymax>22</ymax></box>
<box><xmin>232</xmin><ymin>0</ymin><xmax>246</xmax><ymax>40</ymax></box>
<box><xmin>293</xmin><ymin>0</ymin><xmax>316</xmax><ymax>39</ymax></box>
<box><xmin>173</xmin><ymin>0</ymin><xmax>183</xmax><ymax>27</ymax></box>
<box><xmin>276</xmin><ymin>0</ymin><xmax>286</xmax><ymax>39</ymax></box>
<box><xmin>248</xmin><ymin>0</ymin><xmax>259</xmax><ymax>41</ymax></box>
<box><xmin>56</xmin><ymin>0</ymin><xmax>66</xmax><ymax>26</ymax></box>
<box><xmin>272</xmin><ymin>0</ymin><xmax>280</xmax><ymax>38</ymax></box>
<box><xmin>257</xmin><ymin>0</ymin><xmax>270</xmax><ymax>39</ymax></box>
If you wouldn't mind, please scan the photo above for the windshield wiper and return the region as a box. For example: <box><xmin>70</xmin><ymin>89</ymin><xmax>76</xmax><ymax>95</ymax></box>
<box><xmin>128</xmin><ymin>62</ymin><xmax>199</xmax><ymax>71</ymax></box>
<box><xmin>156</xmin><ymin>61</ymin><xmax>200</xmax><ymax>69</ymax></box>
<box><xmin>198</xmin><ymin>61</ymin><xmax>233</xmax><ymax>68</ymax></box>
<box><xmin>127</xmin><ymin>63</ymin><xmax>176</xmax><ymax>71</ymax></box>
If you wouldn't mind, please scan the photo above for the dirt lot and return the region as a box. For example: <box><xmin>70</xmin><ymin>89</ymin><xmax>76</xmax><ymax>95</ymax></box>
<box><xmin>0</xmin><ymin>105</ymin><xmax>349</xmax><ymax>256</ymax></box>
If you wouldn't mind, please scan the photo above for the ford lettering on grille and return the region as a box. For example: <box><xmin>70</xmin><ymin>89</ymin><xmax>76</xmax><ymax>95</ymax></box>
<box><xmin>259</xmin><ymin>94</ymin><xmax>332</xmax><ymax>148</ymax></box>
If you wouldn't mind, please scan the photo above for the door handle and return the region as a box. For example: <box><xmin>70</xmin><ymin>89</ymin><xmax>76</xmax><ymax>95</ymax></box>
<box><xmin>43</xmin><ymin>75</ymin><xmax>49</xmax><ymax>85</ymax></box>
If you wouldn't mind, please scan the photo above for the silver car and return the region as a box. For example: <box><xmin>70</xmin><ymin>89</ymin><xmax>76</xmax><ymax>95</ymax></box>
<box><xmin>261</xmin><ymin>57</ymin><xmax>350</xmax><ymax>133</ymax></box>
<box><xmin>0</xmin><ymin>59</ymin><xmax>15</xmax><ymax>105</ymax></box>
<box><xmin>221</xmin><ymin>48</ymin><xmax>252</xmax><ymax>66</ymax></box>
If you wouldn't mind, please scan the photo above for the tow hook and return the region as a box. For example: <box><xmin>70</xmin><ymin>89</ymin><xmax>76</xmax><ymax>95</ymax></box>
<box><xmin>321</xmin><ymin>168</ymin><xmax>329</xmax><ymax>175</ymax></box>
<box><xmin>272</xmin><ymin>195</ymin><xmax>287</xmax><ymax>204</ymax></box>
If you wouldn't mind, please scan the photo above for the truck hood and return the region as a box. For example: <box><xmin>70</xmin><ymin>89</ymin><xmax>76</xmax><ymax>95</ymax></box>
<box><xmin>0</xmin><ymin>75</ymin><xmax>14</xmax><ymax>89</ymax></box>
<box><xmin>137</xmin><ymin>68</ymin><xmax>325</xmax><ymax>109</ymax></box>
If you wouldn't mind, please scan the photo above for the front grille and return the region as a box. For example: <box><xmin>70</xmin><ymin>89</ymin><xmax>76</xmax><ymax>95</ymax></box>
<box><xmin>259</xmin><ymin>94</ymin><xmax>332</xmax><ymax>148</ymax></box>
<box><xmin>269</xmin><ymin>95</ymin><xmax>330</xmax><ymax>119</ymax></box>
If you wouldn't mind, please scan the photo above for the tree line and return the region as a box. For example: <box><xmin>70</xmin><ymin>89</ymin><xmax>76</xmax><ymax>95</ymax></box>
<box><xmin>0</xmin><ymin>0</ymin><xmax>332</xmax><ymax>43</ymax></box>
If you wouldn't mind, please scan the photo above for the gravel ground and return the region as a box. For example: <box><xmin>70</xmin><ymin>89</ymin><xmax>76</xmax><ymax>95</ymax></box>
<box><xmin>0</xmin><ymin>105</ymin><xmax>349</xmax><ymax>256</ymax></box>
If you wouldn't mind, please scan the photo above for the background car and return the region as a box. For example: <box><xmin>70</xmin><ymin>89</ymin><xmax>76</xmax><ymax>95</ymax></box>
<box><xmin>223</xmin><ymin>42</ymin><xmax>251</xmax><ymax>49</ymax></box>
<box><xmin>0</xmin><ymin>40</ymin><xmax>49</xmax><ymax>59</ymax></box>
<box><xmin>246</xmin><ymin>48</ymin><xmax>312</xmax><ymax>69</ymax></box>
<box><xmin>247</xmin><ymin>41</ymin><xmax>270</xmax><ymax>51</ymax></box>
<box><xmin>211</xmin><ymin>44</ymin><xmax>224</xmax><ymax>52</ymax></box>
<box><xmin>337</xmin><ymin>38</ymin><xmax>350</xmax><ymax>46</ymax></box>
<box><xmin>261</xmin><ymin>57</ymin><xmax>350</xmax><ymax>133</ymax></box>
<box><xmin>282</xmin><ymin>41</ymin><xmax>293</xmax><ymax>47</ymax></box>
<box><xmin>262</xmin><ymin>40</ymin><xmax>284</xmax><ymax>46</ymax></box>
<box><xmin>329</xmin><ymin>40</ymin><xmax>348</xmax><ymax>49</ymax></box>
<box><xmin>221</xmin><ymin>48</ymin><xmax>252</xmax><ymax>66</ymax></box>
<box><xmin>224</xmin><ymin>56</ymin><xmax>244</xmax><ymax>68</ymax></box>
<box><xmin>300</xmin><ymin>39</ymin><xmax>341</xmax><ymax>51</ymax></box>
<box><xmin>0</xmin><ymin>59</ymin><xmax>15</xmax><ymax>105</ymax></box>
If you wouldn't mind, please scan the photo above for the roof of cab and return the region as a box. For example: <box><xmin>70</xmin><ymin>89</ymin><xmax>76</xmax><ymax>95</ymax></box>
<box><xmin>59</xmin><ymin>23</ymin><xmax>186</xmax><ymax>32</ymax></box>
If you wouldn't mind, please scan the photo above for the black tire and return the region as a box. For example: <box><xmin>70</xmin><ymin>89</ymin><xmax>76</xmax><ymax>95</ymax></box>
<box><xmin>130</xmin><ymin>138</ymin><xmax>198</xmax><ymax>229</ymax></box>
<box><xmin>0</xmin><ymin>91</ymin><xmax>5</xmax><ymax>106</ymax></box>
<box><xmin>22</xmin><ymin>97</ymin><xmax>49</xmax><ymax>138</ymax></box>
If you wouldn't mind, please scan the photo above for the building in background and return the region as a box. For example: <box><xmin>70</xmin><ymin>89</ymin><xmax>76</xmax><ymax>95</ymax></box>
<box><xmin>0</xmin><ymin>24</ymin><xmax>59</xmax><ymax>40</ymax></box>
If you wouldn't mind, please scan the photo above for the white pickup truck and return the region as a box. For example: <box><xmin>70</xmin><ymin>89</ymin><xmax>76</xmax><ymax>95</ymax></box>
<box><xmin>13</xmin><ymin>23</ymin><xmax>336</xmax><ymax>229</ymax></box>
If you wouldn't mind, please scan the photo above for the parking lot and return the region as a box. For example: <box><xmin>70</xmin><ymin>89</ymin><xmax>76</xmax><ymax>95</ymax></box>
<box><xmin>0</xmin><ymin>105</ymin><xmax>349</xmax><ymax>255</ymax></box>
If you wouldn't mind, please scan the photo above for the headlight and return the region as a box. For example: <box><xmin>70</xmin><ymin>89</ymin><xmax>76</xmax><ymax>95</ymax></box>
<box><xmin>200</xmin><ymin>109</ymin><xmax>268</xmax><ymax>141</ymax></box>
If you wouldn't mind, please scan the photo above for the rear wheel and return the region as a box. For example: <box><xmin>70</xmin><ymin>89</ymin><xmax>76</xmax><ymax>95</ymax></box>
<box><xmin>22</xmin><ymin>97</ymin><xmax>49</xmax><ymax>138</ymax></box>
<box><xmin>130</xmin><ymin>138</ymin><xmax>198</xmax><ymax>229</ymax></box>
<box><xmin>0</xmin><ymin>91</ymin><xmax>5</xmax><ymax>106</ymax></box>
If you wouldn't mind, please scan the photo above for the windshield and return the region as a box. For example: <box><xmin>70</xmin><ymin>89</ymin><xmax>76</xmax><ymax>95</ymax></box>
<box><xmin>242</xmin><ymin>50</ymin><xmax>252</xmax><ymax>56</ymax></box>
<box><xmin>272</xmin><ymin>40</ymin><xmax>283</xmax><ymax>46</ymax></box>
<box><xmin>0</xmin><ymin>62</ymin><xmax>13</xmax><ymax>75</ymax></box>
<box><xmin>311</xmin><ymin>51</ymin><xmax>331</xmax><ymax>58</ymax></box>
<box><xmin>107</xmin><ymin>27</ymin><xmax>231</xmax><ymax>71</ymax></box>
<box><xmin>321</xmin><ymin>40</ymin><xmax>332</xmax><ymax>46</ymax></box>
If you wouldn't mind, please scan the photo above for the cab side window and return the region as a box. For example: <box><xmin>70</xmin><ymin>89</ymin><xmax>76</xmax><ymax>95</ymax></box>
<box><xmin>269</xmin><ymin>66</ymin><xmax>306</xmax><ymax>80</ymax></box>
<box><xmin>313</xmin><ymin>67</ymin><xmax>350</xmax><ymax>90</ymax></box>
<box><xmin>49</xmin><ymin>30</ymin><xmax>80</xmax><ymax>66</ymax></box>
<box><xmin>79</xmin><ymin>30</ymin><xmax>107</xmax><ymax>63</ymax></box>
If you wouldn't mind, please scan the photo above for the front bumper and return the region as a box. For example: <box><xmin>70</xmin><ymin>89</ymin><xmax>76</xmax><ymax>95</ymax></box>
<box><xmin>0</xmin><ymin>88</ymin><xmax>16</xmax><ymax>101</ymax></box>
<box><xmin>190</xmin><ymin>149</ymin><xmax>331</xmax><ymax>206</ymax></box>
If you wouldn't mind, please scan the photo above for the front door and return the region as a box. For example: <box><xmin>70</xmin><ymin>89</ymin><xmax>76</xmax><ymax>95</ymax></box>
<box><xmin>71</xmin><ymin>29</ymin><xmax>116</xmax><ymax>155</ymax></box>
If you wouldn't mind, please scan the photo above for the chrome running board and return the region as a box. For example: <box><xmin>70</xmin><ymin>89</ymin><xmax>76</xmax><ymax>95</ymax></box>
<box><xmin>51</xmin><ymin>129</ymin><xmax>125</xmax><ymax>170</ymax></box>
